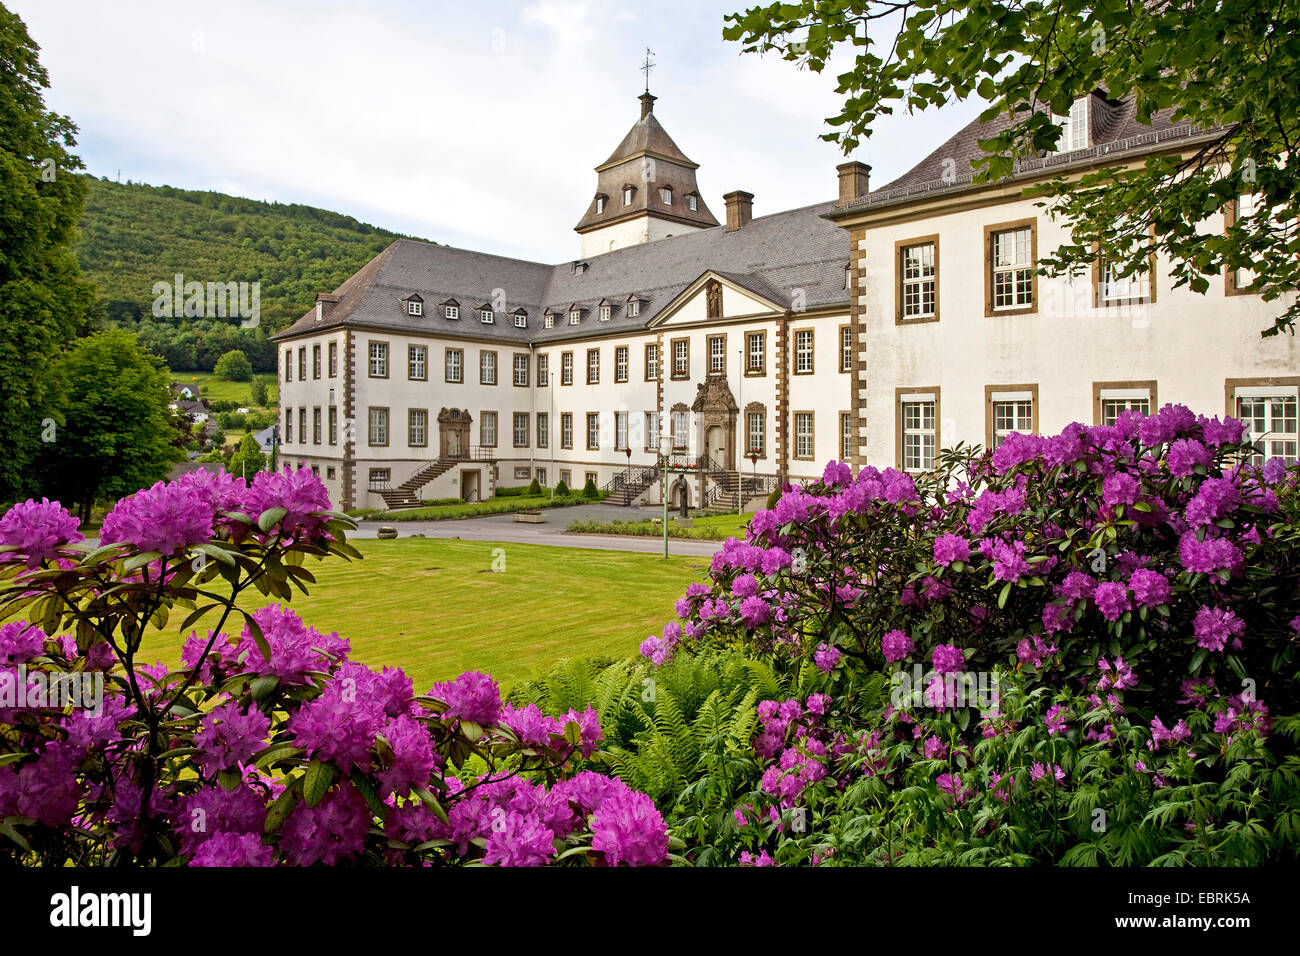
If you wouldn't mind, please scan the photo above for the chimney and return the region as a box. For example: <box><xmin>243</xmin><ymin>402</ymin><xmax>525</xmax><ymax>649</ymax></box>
<box><xmin>723</xmin><ymin>190</ymin><xmax>754</xmax><ymax>232</ymax></box>
<box><xmin>836</xmin><ymin>161</ymin><xmax>871</xmax><ymax>204</ymax></box>
<box><xmin>639</xmin><ymin>92</ymin><xmax>656</xmax><ymax>120</ymax></box>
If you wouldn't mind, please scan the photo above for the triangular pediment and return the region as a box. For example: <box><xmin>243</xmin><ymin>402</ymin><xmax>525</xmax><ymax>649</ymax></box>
<box><xmin>646</xmin><ymin>271</ymin><xmax>787</xmax><ymax>328</ymax></box>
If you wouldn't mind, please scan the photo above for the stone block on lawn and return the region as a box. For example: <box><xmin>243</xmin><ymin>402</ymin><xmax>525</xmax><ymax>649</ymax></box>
<box><xmin>377</xmin><ymin>526</ymin><xmax>398</xmax><ymax>539</ymax></box>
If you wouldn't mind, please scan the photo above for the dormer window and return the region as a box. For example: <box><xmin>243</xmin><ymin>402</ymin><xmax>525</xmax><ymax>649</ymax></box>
<box><xmin>844</xmin><ymin>262</ymin><xmax>852</xmax><ymax>291</ymax></box>
<box><xmin>480</xmin><ymin>309</ymin><xmax>494</xmax><ymax>324</ymax></box>
<box><xmin>569</xmin><ymin>309</ymin><xmax>582</xmax><ymax>325</ymax></box>
<box><xmin>595</xmin><ymin>194</ymin><xmax>607</xmax><ymax>214</ymax></box>
<box><xmin>688</xmin><ymin>193</ymin><xmax>698</xmax><ymax>211</ymax></box>
<box><xmin>443</xmin><ymin>300</ymin><xmax>460</xmax><ymax>320</ymax></box>
<box><xmin>544</xmin><ymin>311</ymin><xmax>555</xmax><ymax>329</ymax></box>
<box><xmin>1054</xmin><ymin>96</ymin><xmax>1090</xmax><ymax>154</ymax></box>
<box><xmin>600</xmin><ymin>304</ymin><xmax>611</xmax><ymax>321</ymax></box>
<box><xmin>623</xmin><ymin>185</ymin><xmax>635</xmax><ymax>206</ymax></box>
<box><xmin>627</xmin><ymin>297</ymin><xmax>641</xmax><ymax>318</ymax></box>
<box><xmin>661</xmin><ymin>186</ymin><xmax>672</xmax><ymax>205</ymax></box>
<box><xmin>407</xmin><ymin>300</ymin><xmax>422</xmax><ymax>316</ymax></box>
<box><xmin>513</xmin><ymin>310</ymin><xmax>528</xmax><ymax>328</ymax></box>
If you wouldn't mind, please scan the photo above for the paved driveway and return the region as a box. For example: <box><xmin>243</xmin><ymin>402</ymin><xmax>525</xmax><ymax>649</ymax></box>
<box><xmin>351</xmin><ymin>502</ymin><xmax>728</xmax><ymax>557</ymax></box>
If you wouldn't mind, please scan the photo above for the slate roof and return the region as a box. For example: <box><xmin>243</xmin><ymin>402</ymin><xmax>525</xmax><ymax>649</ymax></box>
<box><xmin>272</xmin><ymin>200</ymin><xmax>850</xmax><ymax>348</ymax></box>
<box><xmin>831</xmin><ymin>92</ymin><xmax>1206</xmax><ymax>217</ymax></box>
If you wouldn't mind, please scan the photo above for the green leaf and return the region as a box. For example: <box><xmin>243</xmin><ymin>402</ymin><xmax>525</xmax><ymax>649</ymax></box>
<box><xmin>250</xmin><ymin>675</ymin><xmax>279</xmax><ymax>702</ymax></box>
<box><xmin>303</xmin><ymin>758</ymin><xmax>335</xmax><ymax>807</ymax></box>
<box><xmin>258</xmin><ymin>507</ymin><xmax>288</xmax><ymax>533</ymax></box>
<box><xmin>264</xmin><ymin>783</ymin><xmax>298</xmax><ymax>833</ymax></box>
<box><xmin>998</xmin><ymin>581</ymin><xmax>1012</xmax><ymax>609</ymax></box>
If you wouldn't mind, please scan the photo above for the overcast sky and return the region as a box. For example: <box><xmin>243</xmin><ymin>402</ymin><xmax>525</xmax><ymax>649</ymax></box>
<box><xmin>13</xmin><ymin>0</ymin><xmax>986</xmax><ymax>263</ymax></box>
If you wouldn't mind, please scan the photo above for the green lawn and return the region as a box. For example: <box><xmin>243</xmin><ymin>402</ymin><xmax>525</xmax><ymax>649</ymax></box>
<box><xmin>567</xmin><ymin>512</ymin><xmax>750</xmax><ymax>540</ymax></box>
<box><xmin>370</xmin><ymin>494</ymin><xmax>599</xmax><ymax>521</ymax></box>
<box><xmin>172</xmin><ymin>370</ymin><xmax>278</xmax><ymax>408</ymax></box>
<box><xmin>137</xmin><ymin>538</ymin><xmax>708</xmax><ymax>692</ymax></box>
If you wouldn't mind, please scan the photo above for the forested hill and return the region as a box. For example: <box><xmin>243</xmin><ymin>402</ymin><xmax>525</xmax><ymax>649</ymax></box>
<box><xmin>73</xmin><ymin>176</ymin><xmax>425</xmax><ymax>371</ymax></box>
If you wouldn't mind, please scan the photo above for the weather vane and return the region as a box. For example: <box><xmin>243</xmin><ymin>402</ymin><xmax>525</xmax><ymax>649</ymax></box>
<box><xmin>641</xmin><ymin>47</ymin><xmax>655</xmax><ymax>94</ymax></box>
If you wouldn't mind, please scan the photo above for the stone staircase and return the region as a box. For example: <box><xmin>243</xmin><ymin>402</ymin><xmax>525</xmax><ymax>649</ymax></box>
<box><xmin>377</xmin><ymin>459</ymin><xmax>458</xmax><ymax>509</ymax></box>
<box><xmin>603</xmin><ymin>463</ymin><xmax>661</xmax><ymax>506</ymax></box>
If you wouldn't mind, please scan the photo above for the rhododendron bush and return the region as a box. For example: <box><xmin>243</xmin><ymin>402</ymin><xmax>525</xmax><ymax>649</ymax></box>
<box><xmin>647</xmin><ymin>406</ymin><xmax>1300</xmax><ymax>864</ymax></box>
<box><xmin>0</xmin><ymin>469</ymin><xmax>670</xmax><ymax>867</ymax></box>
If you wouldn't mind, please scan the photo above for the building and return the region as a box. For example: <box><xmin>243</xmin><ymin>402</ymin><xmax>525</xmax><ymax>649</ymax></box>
<box><xmin>273</xmin><ymin>88</ymin><xmax>1299</xmax><ymax>513</ymax></box>
<box><xmin>829</xmin><ymin>92</ymin><xmax>1299</xmax><ymax>472</ymax></box>
<box><xmin>272</xmin><ymin>92</ymin><xmax>853</xmax><ymax>512</ymax></box>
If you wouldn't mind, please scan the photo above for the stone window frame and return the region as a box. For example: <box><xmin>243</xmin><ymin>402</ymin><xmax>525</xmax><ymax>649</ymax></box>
<box><xmin>743</xmin><ymin>401</ymin><xmax>767</xmax><ymax>459</ymax></box>
<box><xmin>1093</xmin><ymin>380</ymin><xmax>1157</xmax><ymax>426</ymax></box>
<box><xmin>644</xmin><ymin>343</ymin><xmax>660</xmax><ymax>381</ymax></box>
<box><xmin>984</xmin><ymin>383</ymin><xmax>1040</xmax><ymax>451</ymax></box>
<box><xmin>707</xmin><ymin>332</ymin><xmax>728</xmax><ymax>374</ymax></box>
<box><xmin>614</xmin><ymin>344</ymin><xmax>629</xmax><ymax>383</ymax></box>
<box><xmin>479</xmin><ymin>410</ymin><xmax>498</xmax><ymax>448</ymax></box>
<box><xmin>328</xmin><ymin>406</ymin><xmax>338</xmax><ymax>445</ymax></box>
<box><xmin>537</xmin><ymin>353</ymin><xmax>549</xmax><ymax>387</ymax></box>
<box><xmin>444</xmin><ymin>347</ymin><xmax>463</xmax><ymax>384</ymax></box>
<box><xmin>312</xmin><ymin>407</ymin><xmax>322</xmax><ymax>445</ymax></box>
<box><xmin>298</xmin><ymin>408</ymin><xmax>307</xmax><ymax>447</ymax></box>
<box><xmin>745</xmin><ymin>330</ymin><xmax>766</xmax><ymax>377</ymax></box>
<box><xmin>561</xmin><ymin>412</ymin><xmax>573</xmax><ymax>449</ymax></box>
<box><xmin>480</xmin><ymin>349</ymin><xmax>498</xmax><ymax>386</ymax></box>
<box><xmin>328</xmin><ymin>341</ymin><xmax>338</xmax><ymax>378</ymax></box>
<box><xmin>838</xmin><ymin>324</ymin><xmax>853</xmax><ymax>373</ymax></box>
<box><xmin>586</xmin><ymin>347</ymin><xmax>600</xmax><ymax>385</ymax></box>
<box><xmin>284</xmin><ymin>348</ymin><xmax>293</xmax><ymax>383</ymax></box>
<box><xmin>793</xmin><ymin>328</ymin><xmax>815</xmax><ymax>375</ymax></box>
<box><xmin>561</xmin><ymin>350</ymin><xmax>574</xmax><ymax>386</ymax></box>
<box><xmin>408</xmin><ymin>407</ymin><xmax>429</xmax><ymax>448</ymax></box>
<box><xmin>368</xmin><ymin>406</ymin><xmax>390</xmax><ymax>447</ymax></box>
<box><xmin>408</xmin><ymin>344</ymin><xmax>427</xmax><ymax>381</ymax></box>
<box><xmin>792</xmin><ymin>410</ymin><xmax>815</xmax><ymax>460</ymax></box>
<box><xmin>670</xmin><ymin>337</ymin><xmax>690</xmax><ymax>380</ymax></box>
<box><xmin>1224</xmin><ymin>196</ymin><xmax>1262</xmax><ymax>296</ymax></box>
<box><xmin>312</xmin><ymin>344</ymin><xmax>322</xmax><ymax>379</ymax></box>
<box><xmin>670</xmin><ymin>402</ymin><xmax>691</xmax><ymax>450</ymax></box>
<box><xmin>1092</xmin><ymin>228</ymin><xmax>1158</xmax><ymax>308</ymax></box>
<box><xmin>284</xmin><ymin>407</ymin><xmax>293</xmax><ymax>443</ymax></box>
<box><xmin>367</xmin><ymin>340</ymin><xmax>389</xmax><ymax>379</ymax></box>
<box><xmin>984</xmin><ymin>217</ymin><xmax>1039</xmax><ymax>317</ymax></box>
<box><xmin>895</xmin><ymin>386</ymin><xmax>941</xmax><ymax>473</ymax></box>
<box><xmin>839</xmin><ymin>410</ymin><xmax>853</xmax><ymax>461</ymax></box>
<box><xmin>298</xmin><ymin>347</ymin><xmax>307</xmax><ymax>380</ymax></box>
<box><xmin>512</xmin><ymin>353</ymin><xmax>530</xmax><ymax>388</ymax></box>
<box><xmin>536</xmin><ymin>411</ymin><xmax>549</xmax><ymax>449</ymax></box>
<box><xmin>513</xmin><ymin>411</ymin><xmax>529</xmax><ymax>448</ymax></box>
<box><xmin>644</xmin><ymin>411</ymin><xmax>660</xmax><ymax>451</ymax></box>
<box><xmin>895</xmin><ymin>234</ymin><xmax>941</xmax><ymax>324</ymax></box>
<box><xmin>586</xmin><ymin>411</ymin><xmax>601</xmax><ymax>451</ymax></box>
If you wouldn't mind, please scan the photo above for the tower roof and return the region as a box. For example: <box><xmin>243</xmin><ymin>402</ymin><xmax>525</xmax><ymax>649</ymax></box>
<box><xmin>575</xmin><ymin>93</ymin><xmax>720</xmax><ymax>234</ymax></box>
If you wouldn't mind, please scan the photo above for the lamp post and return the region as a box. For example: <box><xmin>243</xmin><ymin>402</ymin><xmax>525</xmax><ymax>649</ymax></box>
<box><xmin>659</xmin><ymin>434</ymin><xmax>673</xmax><ymax>558</ymax></box>
<box><xmin>624</xmin><ymin>446</ymin><xmax>632</xmax><ymax>506</ymax></box>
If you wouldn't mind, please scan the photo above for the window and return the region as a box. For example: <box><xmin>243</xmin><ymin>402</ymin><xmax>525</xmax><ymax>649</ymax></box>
<box><xmin>368</xmin><ymin>342</ymin><xmax>388</xmax><ymax>378</ymax></box>
<box><xmin>688</xmin><ymin>193</ymin><xmax>698</xmax><ymax>211</ymax></box>
<box><xmin>671</xmin><ymin>339</ymin><xmax>689</xmax><ymax>379</ymax></box>
<box><xmin>536</xmin><ymin>468</ymin><xmax>546</xmax><ymax>487</ymax></box>
<box><xmin>645</xmin><ymin>412</ymin><xmax>660</xmax><ymax>451</ymax></box>
<box><xmin>661</xmin><ymin>186</ymin><xmax>672</xmax><ymax>205</ymax></box>
<box><xmin>561</xmin><ymin>413</ymin><xmax>573</xmax><ymax>449</ymax></box>
<box><xmin>615</xmin><ymin>346</ymin><xmax>629</xmax><ymax>382</ymax></box>
<box><xmin>284</xmin><ymin>407</ymin><xmax>293</xmax><ymax>443</ymax></box>
<box><xmin>409</xmin><ymin>409</ymin><xmax>427</xmax><ymax>447</ymax></box>
<box><xmin>987</xmin><ymin>387</ymin><xmax>1037</xmax><ymax>450</ymax></box>
<box><xmin>645</xmin><ymin>343</ymin><xmax>660</xmax><ymax>380</ymax></box>
<box><xmin>329</xmin><ymin>406</ymin><xmax>337</xmax><ymax>445</ymax></box>
<box><xmin>898</xmin><ymin>391</ymin><xmax>938</xmax><ymax>473</ymax></box>
<box><xmin>794</xmin><ymin>329</ymin><xmax>814</xmax><ymax>374</ymax></box>
<box><xmin>986</xmin><ymin>220</ymin><xmax>1037</xmax><ymax>313</ymax></box>
<box><xmin>627</xmin><ymin>298</ymin><xmax>641</xmax><ymax>318</ymax></box>
<box><xmin>596</xmin><ymin>195</ymin><xmax>606</xmax><ymax>214</ymax></box>
<box><xmin>1095</xmin><ymin>383</ymin><xmax>1154</xmax><ymax>426</ymax></box>
<box><xmin>369</xmin><ymin>468</ymin><xmax>390</xmax><ymax>486</ymax></box>
<box><xmin>561</xmin><ymin>352</ymin><xmax>574</xmax><ymax>386</ymax></box>
<box><xmin>845</xmin><ymin>262</ymin><xmax>853</xmax><ymax>291</ymax></box>
<box><xmin>313</xmin><ymin>345</ymin><xmax>321</xmax><ymax>379</ymax></box>
<box><xmin>839</xmin><ymin>325</ymin><xmax>853</xmax><ymax>372</ymax></box>
<box><xmin>585</xmin><ymin>472</ymin><xmax>598</xmax><ymax>488</ymax></box>
<box><xmin>299</xmin><ymin>408</ymin><xmax>306</xmax><ymax>446</ymax></box>
<box><xmin>746</xmin><ymin>332</ymin><xmax>765</xmax><ymax>374</ymax></box>
<box><xmin>840</xmin><ymin>411</ymin><xmax>853</xmax><ymax>461</ymax></box>
<box><xmin>514</xmin><ymin>311</ymin><xmax>528</xmax><ymax>328</ymax></box>
<box><xmin>514</xmin><ymin>466</ymin><xmax>532</xmax><ymax>480</ymax></box>
<box><xmin>407</xmin><ymin>299</ymin><xmax>423</xmax><ymax>316</ymax></box>
<box><xmin>284</xmin><ymin>349</ymin><xmax>292</xmax><ymax>382</ymax></box>
<box><xmin>560</xmin><ymin>469</ymin><xmax>572</xmax><ymax>487</ymax></box>
<box><xmin>623</xmin><ymin>186</ymin><xmax>634</xmax><ymax>206</ymax></box>
<box><xmin>600</xmin><ymin>304</ymin><xmax>611</xmax><ymax>322</ymax></box>
<box><xmin>480</xmin><ymin>411</ymin><xmax>497</xmax><ymax>447</ymax></box>
<box><xmin>747</xmin><ymin>410</ymin><xmax>765</xmax><ymax>457</ymax></box>
<box><xmin>897</xmin><ymin>238</ymin><xmax>939</xmax><ymax>322</ymax></box>
<box><xmin>794</xmin><ymin>412</ymin><xmax>814</xmax><ymax>460</ymax></box>
<box><xmin>671</xmin><ymin>409</ymin><xmax>689</xmax><ymax>449</ymax></box>
<box><xmin>586</xmin><ymin>349</ymin><xmax>600</xmax><ymax>385</ymax></box>
<box><xmin>708</xmin><ymin>335</ymin><xmax>726</xmax><ymax>373</ymax></box>
<box><xmin>569</xmin><ymin>309</ymin><xmax>581</xmax><ymax>325</ymax></box>
<box><xmin>544</xmin><ymin>311</ymin><xmax>555</xmax><ymax>329</ymax></box>
<box><xmin>326</xmin><ymin>466</ymin><xmax>336</xmax><ymax>480</ymax></box>
<box><xmin>1233</xmin><ymin>382</ymin><xmax>1299</xmax><ymax>465</ymax></box>
<box><xmin>408</xmin><ymin>345</ymin><xmax>426</xmax><ymax>380</ymax></box>
<box><xmin>513</xmin><ymin>354</ymin><xmax>529</xmax><ymax>387</ymax></box>
<box><xmin>537</xmin><ymin>412</ymin><xmax>548</xmax><ymax>449</ymax></box>
<box><xmin>480</xmin><ymin>309</ymin><xmax>494</xmax><ymax>324</ymax></box>
<box><xmin>1226</xmin><ymin>194</ymin><xmax>1261</xmax><ymax>295</ymax></box>
<box><xmin>1098</xmin><ymin>258</ymin><xmax>1153</xmax><ymax>306</ymax></box>
<box><xmin>615</xmin><ymin>410</ymin><xmax>628</xmax><ymax>450</ymax></box>
<box><xmin>445</xmin><ymin>304</ymin><xmax>460</xmax><ymax>320</ymax></box>
<box><xmin>328</xmin><ymin>341</ymin><xmax>337</xmax><ymax>377</ymax></box>
<box><xmin>537</xmin><ymin>353</ymin><xmax>549</xmax><ymax>386</ymax></box>
<box><xmin>480</xmin><ymin>351</ymin><xmax>497</xmax><ymax>385</ymax></box>
<box><xmin>368</xmin><ymin>407</ymin><xmax>389</xmax><ymax>446</ymax></box>
<box><xmin>313</xmin><ymin>407</ymin><xmax>322</xmax><ymax>444</ymax></box>
<box><xmin>1054</xmin><ymin>96</ymin><xmax>1089</xmax><ymax>154</ymax></box>
<box><xmin>586</xmin><ymin>412</ymin><xmax>600</xmax><ymax>450</ymax></box>
<box><xmin>514</xmin><ymin>412</ymin><xmax>529</xmax><ymax>448</ymax></box>
<box><xmin>445</xmin><ymin>348</ymin><xmax>463</xmax><ymax>383</ymax></box>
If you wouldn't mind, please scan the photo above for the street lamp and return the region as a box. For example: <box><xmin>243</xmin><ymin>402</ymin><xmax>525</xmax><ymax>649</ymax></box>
<box><xmin>624</xmin><ymin>446</ymin><xmax>632</xmax><ymax>506</ymax></box>
<box><xmin>659</xmin><ymin>434</ymin><xmax>673</xmax><ymax>558</ymax></box>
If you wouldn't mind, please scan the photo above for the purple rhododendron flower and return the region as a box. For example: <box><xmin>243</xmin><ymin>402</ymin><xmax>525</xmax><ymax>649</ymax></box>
<box><xmin>0</xmin><ymin>621</ymin><xmax>48</xmax><ymax>666</ymax></box>
<box><xmin>241</xmin><ymin>466</ymin><xmax>333</xmax><ymax>541</ymax></box>
<box><xmin>194</xmin><ymin>701</ymin><xmax>270</xmax><ymax>772</ymax></box>
<box><xmin>1102</xmin><ymin>473</ymin><xmax>1140</xmax><ymax>508</ymax></box>
<box><xmin>930</xmin><ymin>644</ymin><xmax>966</xmax><ymax>674</ymax></box>
<box><xmin>482</xmin><ymin>810</ymin><xmax>556</xmax><ymax>867</ymax></box>
<box><xmin>813</xmin><ymin>643</ymin><xmax>841</xmax><ymax>674</ymax></box>
<box><xmin>430</xmin><ymin>670</ymin><xmax>501</xmax><ymax>726</ymax></box>
<box><xmin>932</xmin><ymin>533</ymin><xmax>970</xmax><ymax>566</ymax></box>
<box><xmin>1178</xmin><ymin>532</ymin><xmax>1242</xmax><ymax>575</ymax></box>
<box><xmin>591</xmin><ymin>788</ymin><xmax>669</xmax><ymax>866</ymax></box>
<box><xmin>0</xmin><ymin>498</ymin><xmax>83</xmax><ymax>568</ymax></box>
<box><xmin>822</xmin><ymin>460</ymin><xmax>852</xmax><ymax>487</ymax></box>
<box><xmin>881</xmin><ymin>629</ymin><xmax>914</xmax><ymax>663</ymax></box>
<box><xmin>1093</xmin><ymin>581</ymin><xmax>1132</xmax><ymax>622</ymax></box>
<box><xmin>739</xmin><ymin>595</ymin><xmax>770</xmax><ymax>628</ymax></box>
<box><xmin>100</xmin><ymin>480</ymin><xmax>215</xmax><ymax>556</ymax></box>
<box><xmin>1167</xmin><ymin>439</ymin><xmax>1211</xmax><ymax>477</ymax></box>
<box><xmin>1045</xmin><ymin>705</ymin><xmax>1070</xmax><ymax>735</ymax></box>
<box><xmin>189</xmin><ymin>831</ymin><xmax>275</xmax><ymax>867</ymax></box>
<box><xmin>1193</xmin><ymin>605</ymin><xmax>1246</xmax><ymax>652</ymax></box>
<box><xmin>1128</xmin><ymin>568</ymin><xmax>1171</xmax><ymax>608</ymax></box>
<box><xmin>1184</xmin><ymin>478</ymin><xmax>1241</xmax><ymax>527</ymax></box>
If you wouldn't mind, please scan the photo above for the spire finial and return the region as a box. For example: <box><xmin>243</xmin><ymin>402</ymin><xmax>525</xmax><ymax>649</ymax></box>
<box><xmin>640</xmin><ymin>47</ymin><xmax>655</xmax><ymax>95</ymax></box>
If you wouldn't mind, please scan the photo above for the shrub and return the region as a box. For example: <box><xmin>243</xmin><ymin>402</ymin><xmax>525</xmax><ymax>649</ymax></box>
<box><xmin>0</xmin><ymin>469</ymin><xmax>673</xmax><ymax>867</ymax></box>
<box><xmin>582</xmin><ymin>477</ymin><xmax>599</xmax><ymax>500</ymax></box>
<box><xmin>527</xmin><ymin>478</ymin><xmax>542</xmax><ymax>496</ymax></box>
<box><xmin>645</xmin><ymin>405</ymin><xmax>1300</xmax><ymax>864</ymax></box>
<box><xmin>213</xmin><ymin>349</ymin><xmax>253</xmax><ymax>382</ymax></box>
<box><xmin>555</xmin><ymin>479</ymin><xmax>571</xmax><ymax>497</ymax></box>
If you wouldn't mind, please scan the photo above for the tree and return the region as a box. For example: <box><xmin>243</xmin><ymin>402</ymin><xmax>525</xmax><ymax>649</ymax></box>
<box><xmin>724</xmin><ymin>0</ymin><xmax>1300</xmax><ymax>335</ymax></box>
<box><xmin>34</xmin><ymin>330</ymin><xmax>183</xmax><ymax>521</ymax></box>
<box><xmin>213</xmin><ymin>348</ymin><xmax>252</xmax><ymax>381</ymax></box>
<box><xmin>250</xmin><ymin>375</ymin><xmax>269</xmax><ymax>406</ymax></box>
<box><xmin>582</xmin><ymin>476</ymin><xmax>599</xmax><ymax>500</ymax></box>
<box><xmin>228</xmin><ymin>432</ymin><xmax>267</xmax><ymax>482</ymax></box>
<box><xmin>0</xmin><ymin>5</ymin><xmax>96</xmax><ymax>501</ymax></box>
